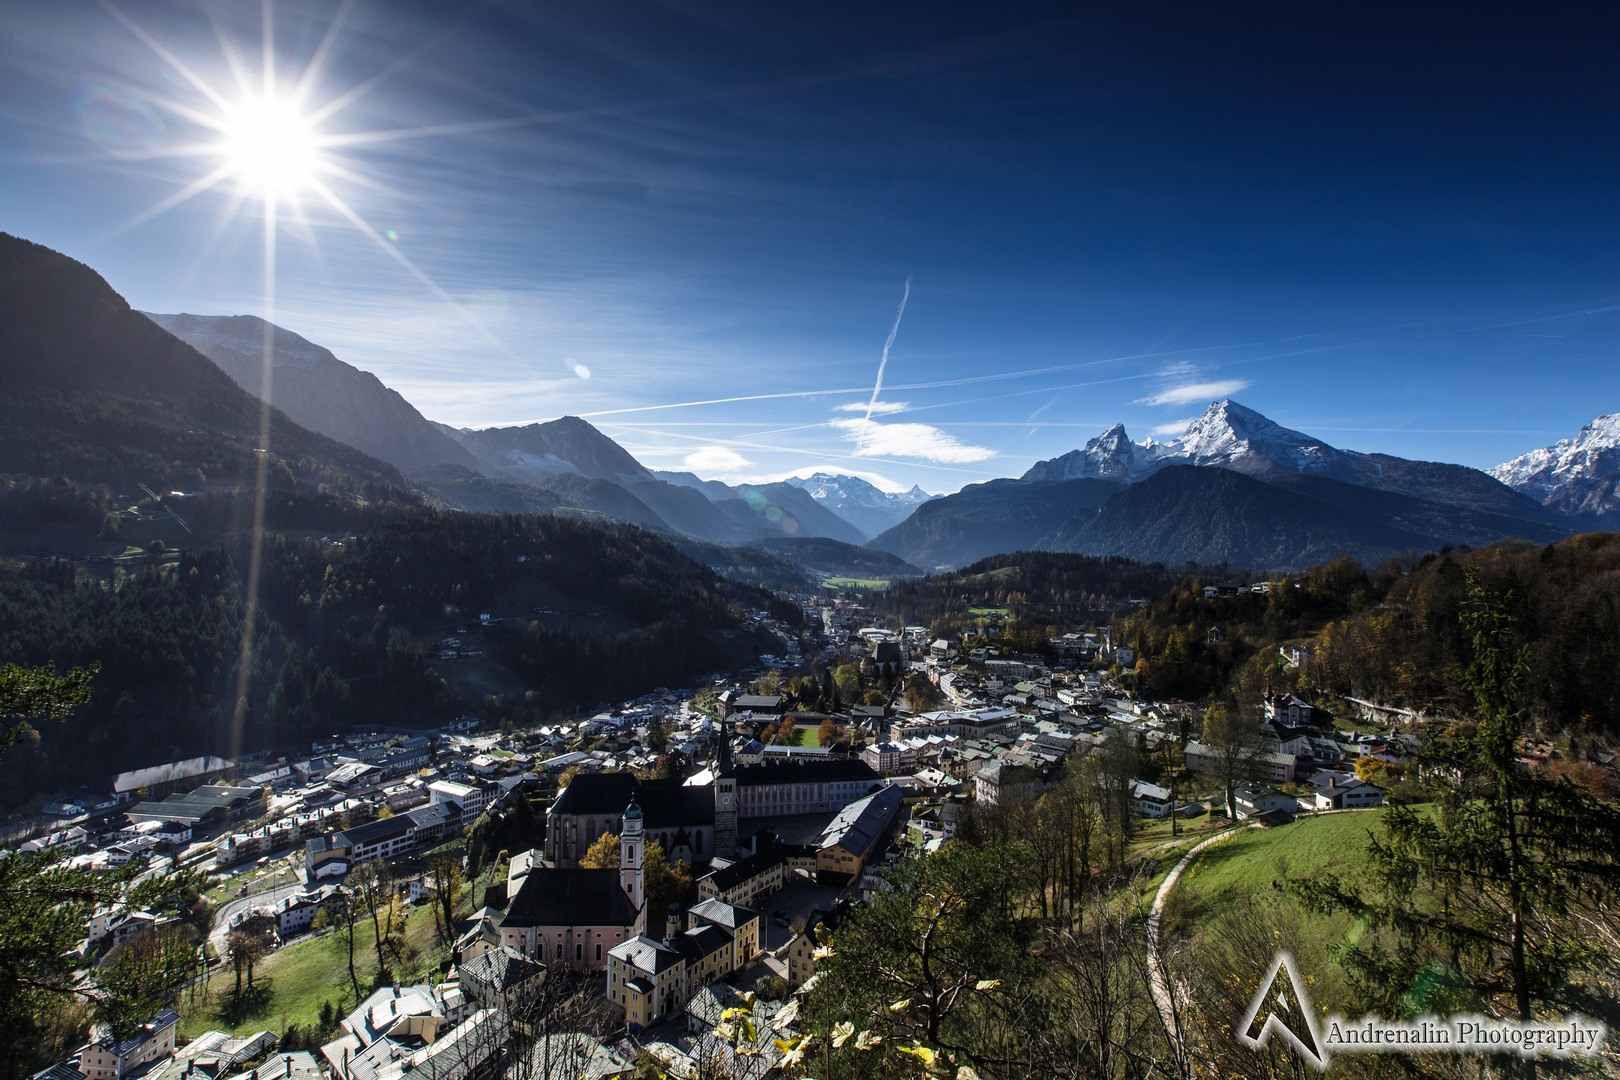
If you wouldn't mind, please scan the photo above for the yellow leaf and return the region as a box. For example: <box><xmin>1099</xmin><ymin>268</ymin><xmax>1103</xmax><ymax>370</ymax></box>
<box><xmin>974</xmin><ymin>979</ymin><xmax>1000</xmax><ymax>991</ymax></box>
<box><xmin>897</xmin><ymin>1044</ymin><xmax>938</xmax><ymax>1067</ymax></box>
<box><xmin>889</xmin><ymin>998</ymin><xmax>911</xmax><ymax>1011</ymax></box>
<box><xmin>957</xmin><ymin>1068</ymin><xmax>981</xmax><ymax>1080</ymax></box>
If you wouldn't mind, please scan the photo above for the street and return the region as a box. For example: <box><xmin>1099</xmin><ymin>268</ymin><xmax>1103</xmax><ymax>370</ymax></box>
<box><xmin>209</xmin><ymin>876</ymin><xmax>305</xmax><ymax>954</ymax></box>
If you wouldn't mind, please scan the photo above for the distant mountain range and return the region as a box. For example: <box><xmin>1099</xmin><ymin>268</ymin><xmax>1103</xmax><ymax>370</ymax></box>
<box><xmin>131</xmin><ymin>286</ymin><xmax>1617</xmax><ymax>576</ymax></box>
<box><xmin>869</xmin><ymin>399</ymin><xmax>1580</xmax><ymax>570</ymax></box>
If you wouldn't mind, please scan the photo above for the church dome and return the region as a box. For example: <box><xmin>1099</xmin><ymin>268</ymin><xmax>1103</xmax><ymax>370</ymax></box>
<box><xmin>623</xmin><ymin>799</ymin><xmax>643</xmax><ymax>821</ymax></box>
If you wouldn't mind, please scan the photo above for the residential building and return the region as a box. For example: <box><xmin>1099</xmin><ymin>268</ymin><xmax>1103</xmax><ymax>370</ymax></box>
<box><xmin>1182</xmin><ymin>740</ymin><xmax>1300</xmax><ymax>784</ymax></box>
<box><xmin>1233</xmin><ymin>785</ymin><xmax>1298</xmax><ymax>820</ymax></box>
<box><xmin>427</xmin><ymin>780</ymin><xmax>492</xmax><ymax>827</ymax></box>
<box><xmin>458</xmin><ymin>946</ymin><xmax>546</xmax><ymax>1016</ymax></box>
<box><xmin>276</xmin><ymin>886</ymin><xmax>338</xmax><ymax>935</ymax></box>
<box><xmin>861</xmin><ymin>741</ymin><xmax>920</xmax><ymax>776</ymax></box>
<box><xmin>1309</xmin><ymin>773</ymin><xmax>1385</xmax><ymax>810</ymax></box>
<box><xmin>1129</xmin><ymin>781</ymin><xmax>1174</xmax><ymax>818</ymax></box>
<box><xmin>785</xmin><ymin>899</ymin><xmax>852</xmax><ymax>988</ymax></box>
<box><xmin>79</xmin><ymin>1009</ymin><xmax>179</xmax><ymax>1080</ymax></box>
<box><xmin>974</xmin><ymin>760</ymin><xmax>1060</xmax><ymax>806</ymax></box>
<box><xmin>605</xmin><ymin>898</ymin><xmax>761</xmax><ymax>1031</ymax></box>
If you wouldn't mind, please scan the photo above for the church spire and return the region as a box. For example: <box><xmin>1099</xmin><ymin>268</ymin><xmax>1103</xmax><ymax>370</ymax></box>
<box><xmin>717</xmin><ymin>718</ymin><xmax>734</xmax><ymax>777</ymax></box>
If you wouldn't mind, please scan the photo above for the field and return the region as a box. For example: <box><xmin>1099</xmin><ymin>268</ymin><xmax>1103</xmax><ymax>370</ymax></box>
<box><xmin>178</xmin><ymin>897</ymin><xmax>448</xmax><ymax>1040</ymax></box>
<box><xmin>823</xmin><ymin>577</ymin><xmax>891</xmax><ymax>590</ymax></box>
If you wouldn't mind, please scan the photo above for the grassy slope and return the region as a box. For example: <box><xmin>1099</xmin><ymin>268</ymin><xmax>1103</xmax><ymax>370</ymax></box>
<box><xmin>180</xmin><ymin>900</ymin><xmax>447</xmax><ymax>1039</ymax></box>
<box><xmin>1175</xmin><ymin>811</ymin><xmax>1387</xmax><ymax>913</ymax></box>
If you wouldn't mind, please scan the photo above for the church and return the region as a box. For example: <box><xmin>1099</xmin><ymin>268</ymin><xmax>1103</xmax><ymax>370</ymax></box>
<box><xmin>544</xmin><ymin>772</ymin><xmax>715</xmax><ymax>867</ymax></box>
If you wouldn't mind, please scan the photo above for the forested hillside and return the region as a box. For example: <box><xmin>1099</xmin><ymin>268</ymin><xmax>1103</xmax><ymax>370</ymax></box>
<box><xmin>870</xmin><ymin>551</ymin><xmax>1242</xmax><ymax>631</ymax></box>
<box><xmin>0</xmin><ymin>507</ymin><xmax>780</xmax><ymax>805</ymax></box>
<box><xmin>1118</xmin><ymin>534</ymin><xmax>1620</xmax><ymax>732</ymax></box>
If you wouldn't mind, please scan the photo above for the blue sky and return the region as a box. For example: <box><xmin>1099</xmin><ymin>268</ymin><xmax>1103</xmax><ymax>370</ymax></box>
<box><xmin>4</xmin><ymin>1</ymin><xmax>1620</xmax><ymax>492</ymax></box>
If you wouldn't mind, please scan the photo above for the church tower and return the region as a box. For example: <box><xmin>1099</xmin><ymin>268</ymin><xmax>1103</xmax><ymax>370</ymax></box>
<box><xmin>714</xmin><ymin>720</ymin><xmax>738</xmax><ymax>858</ymax></box>
<box><xmin>621</xmin><ymin>799</ymin><xmax>646</xmax><ymax>934</ymax></box>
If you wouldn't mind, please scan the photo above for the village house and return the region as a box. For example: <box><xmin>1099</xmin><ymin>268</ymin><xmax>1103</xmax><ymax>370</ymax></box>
<box><xmin>1233</xmin><ymin>785</ymin><xmax>1298</xmax><ymax>820</ymax></box>
<box><xmin>1129</xmin><ymin>780</ymin><xmax>1175</xmax><ymax>818</ymax></box>
<box><xmin>78</xmin><ymin>1008</ymin><xmax>179</xmax><ymax>1080</ymax></box>
<box><xmin>1309</xmin><ymin>772</ymin><xmax>1386</xmax><ymax>810</ymax></box>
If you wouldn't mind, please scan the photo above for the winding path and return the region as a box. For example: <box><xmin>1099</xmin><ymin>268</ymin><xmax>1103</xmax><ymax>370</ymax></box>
<box><xmin>1144</xmin><ymin>824</ymin><xmax>1257</xmax><ymax>1054</ymax></box>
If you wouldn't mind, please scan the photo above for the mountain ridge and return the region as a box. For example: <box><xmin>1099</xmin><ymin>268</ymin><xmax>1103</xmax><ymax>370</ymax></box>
<box><xmin>144</xmin><ymin>312</ymin><xmax>484</xmax><ymax>475</ymax></box>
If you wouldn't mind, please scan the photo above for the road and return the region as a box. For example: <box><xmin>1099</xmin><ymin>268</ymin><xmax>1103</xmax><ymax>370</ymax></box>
<box><xmin>209</xmin><ymin>875</ymin><xmax>305</xmax><ymax>953</ymax></box>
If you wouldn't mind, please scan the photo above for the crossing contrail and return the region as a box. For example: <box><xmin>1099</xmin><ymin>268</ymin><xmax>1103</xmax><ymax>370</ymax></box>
<box><xmin>865</xmin><ymin>277</ymin><xmax>912</xmax><ymax>422</ymax></box>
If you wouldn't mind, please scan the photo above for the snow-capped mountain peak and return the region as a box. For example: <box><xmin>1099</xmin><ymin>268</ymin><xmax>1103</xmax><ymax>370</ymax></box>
<box><xmin>1022</xmin><ymin>399</ymin><xmax>1356</xmax><ymax>483</ymax></box>
<box><xmin>1162</xmin><ymin>399</ymin><xmax>1356</xmax><ymax>479</ymax></box>
<box><xmin>1490</xmin><ymin>413</ymin><xmax>1620</xmax><ymax>522</ymax></box>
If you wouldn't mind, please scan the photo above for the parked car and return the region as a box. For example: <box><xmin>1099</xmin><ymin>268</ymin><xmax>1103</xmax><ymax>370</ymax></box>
<box><xmin>773</xmin><ymin>917</ymin><xmax>789</xmax><ymax>928</ymax></box>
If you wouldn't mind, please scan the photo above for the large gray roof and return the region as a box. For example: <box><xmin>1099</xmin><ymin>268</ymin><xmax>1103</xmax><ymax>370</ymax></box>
<box><xmin>550</xmin><ymin>774</ymin><xmax>714</xmax><ymax>827</ymax></box>
<box><xmin>501</xmin><ymin>868</ymin><xmax>637</xmax><ymax>928</ymax></box>
<box><xmin>817</xmin><ymin>785</ymin><xmax>902</xmax><ymax>855</ymax></box>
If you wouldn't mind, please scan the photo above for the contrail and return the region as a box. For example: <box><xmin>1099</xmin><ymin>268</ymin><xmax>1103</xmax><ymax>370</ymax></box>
<box><xmin>865</xmin><ymin>277</ymin><xmax>912</xmax><ymax>422</ymax></box>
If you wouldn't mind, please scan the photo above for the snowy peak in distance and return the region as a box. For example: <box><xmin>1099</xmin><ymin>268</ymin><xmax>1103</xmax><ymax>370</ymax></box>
<box><xmin>784</xmin><ymin>472</ymin><xmax>934</xmax><ymax>508</ymax></box>
<box><xmin>1490</xmin><ymin>413</ymin><xmax>1620</xmax><ymax>523</ymax></box>
<box><xmin>1024</xmin><ymin>399</ymin><xmax>1356</xmax><ymax>484</ymax></box>
<box><xmin>782</xmin><ymin>473</ymin><xmax>938</xmax><ymax>541</ymax></box>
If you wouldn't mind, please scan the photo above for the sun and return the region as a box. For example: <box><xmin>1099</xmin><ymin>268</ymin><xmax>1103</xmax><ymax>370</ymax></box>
<box><xmin>221</xmin><ymin>94</ymin><xmax>319</xmax><ymax>194</ymax></box>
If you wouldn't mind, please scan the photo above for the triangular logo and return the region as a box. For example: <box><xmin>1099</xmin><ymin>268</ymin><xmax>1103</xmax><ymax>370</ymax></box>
<box><xmin>1238</xmin><ymin>952</ymin><xmax>1329</xmax><ymax>1070</ymax></box>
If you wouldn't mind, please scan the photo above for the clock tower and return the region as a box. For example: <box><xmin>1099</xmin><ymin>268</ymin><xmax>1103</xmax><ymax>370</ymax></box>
<box><xmin>714</xmin><ymin>720</ymin><xmax>738</xmax><ymax>858</ymax></box>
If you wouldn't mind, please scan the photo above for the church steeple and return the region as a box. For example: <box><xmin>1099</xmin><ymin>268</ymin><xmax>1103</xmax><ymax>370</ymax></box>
<box><xmin>620</xmin><ymin>799</ymin><xmax>645</xmax><ymax>927</ymax></box>
<box><xmin>717</xmin><ymin>718</ymin><xmax>734</xmax><ymax>777</ymax></box>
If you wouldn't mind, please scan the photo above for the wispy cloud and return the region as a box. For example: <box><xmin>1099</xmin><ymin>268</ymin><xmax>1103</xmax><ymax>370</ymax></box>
<box><xmin>1150</xmin><ymin>417</ymin><xmax>1196</xmax><ymax>437</ymax></box>
<box><xmin>831</xmin><ymin>417</ymin><xmax>995</xmax><ymax>463</ymax></box>
<box><xmin>1138</xmin><ymin>379</ymin><xmax>1251</xmax><ymax>407</ymax></box>
<box><xmin>682</xmin><ymin>446</ymin><xmax>753</xmax><ymax>475</ymax></box>
<box><xmin>834</xmin><ymin>400</ymin><xmax>908</xmax><ymax>414</ymax></box>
